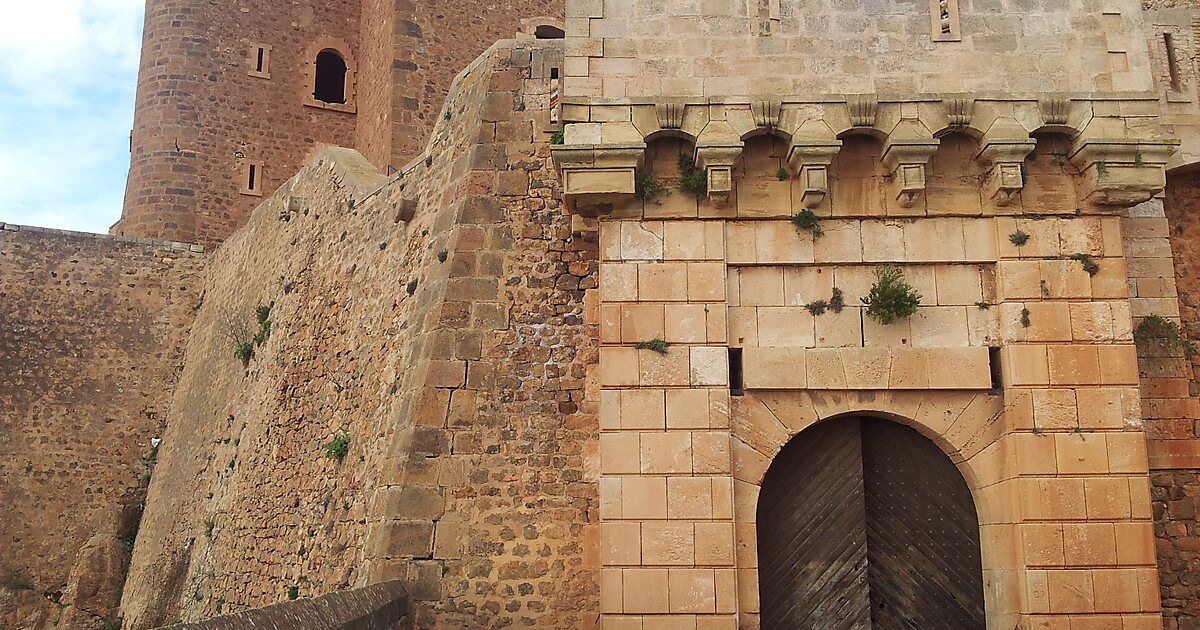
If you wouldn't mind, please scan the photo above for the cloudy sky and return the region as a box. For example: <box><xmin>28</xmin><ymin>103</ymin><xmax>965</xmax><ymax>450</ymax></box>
<box><xmin>0</xmin><ymin>0</ymin><xmax>144</xmax><ymax>234</ymax></box>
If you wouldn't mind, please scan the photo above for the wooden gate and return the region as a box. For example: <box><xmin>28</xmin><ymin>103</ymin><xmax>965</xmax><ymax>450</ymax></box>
<box><xmin>757</xmin><ymin>417</ymin><xmax>985</xmax><ymax>629</ymax></box>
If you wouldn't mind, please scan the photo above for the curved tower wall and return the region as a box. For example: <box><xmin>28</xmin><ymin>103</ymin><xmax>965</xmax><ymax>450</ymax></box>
<box><xmin>116</xmin><ymin>0</ymin><xmax>362</xmax><ymax>246</ymax></box>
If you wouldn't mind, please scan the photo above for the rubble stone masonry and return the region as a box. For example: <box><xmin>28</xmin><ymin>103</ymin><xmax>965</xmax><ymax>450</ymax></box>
<box><xmin>118</xmin><ymin>38</ymin><xmax>602</xmax><ymax>629</ymax></box>
<box><xmin>0</xmin><ymin>226</ymin><xmax>205</xmax><ymax>629</ymax></box>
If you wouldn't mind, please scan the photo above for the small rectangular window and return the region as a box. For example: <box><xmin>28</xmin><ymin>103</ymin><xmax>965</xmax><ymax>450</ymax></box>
<box><xmin>249</xmin><ymin>44</ymin><xmax>271</xmax><ymax>79</ymax></box>
<box><xmin>729</xmin><ymin>348</ymin><xmax>745</xmax><ymax>397</ymax></box>
<box><xmin>929</xmin><ymin>0</ymin><xmax>961</xmax><ymax>42</ymax></box>
<box><xmin>241</xmin><ymin>161</ymin><xmax>264</xmax><ymax>196</ymax></box>
<box><xmin>550</xmin><ymin>67</ymin><xmax>559</xmax><ymax>80</ymax></box>
<box><xmin>1165</xmin><ymin>33</ymin><xmax>1182</xmax><ymax>92</ymax></box>
<box><xmin>988</xmin><ymin>347</ymin><xmax>1003</xmax><ymax>391</ymax></box>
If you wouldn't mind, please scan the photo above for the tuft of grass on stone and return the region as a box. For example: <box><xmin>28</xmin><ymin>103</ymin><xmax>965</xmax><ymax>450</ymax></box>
<box><xmin>634</xmin><ymin>338</ymin><xmax>670</xmax><ymax>354</ymax></box>
<box><xmin>1069</xmin><ymin>253</ymin><xmax>1100</xmax><ymax>276</ymax></box>
<box><xmin>776</xmin><ymin>168</ymin><xmax>789</xmax><ymax>181</ymax></box>
<box><xmin>1020</xmin><ymin>308</ymin><xmax>1032</xmax><ymax>328</ymax></box>
<box><xmin>550</xmin><ymin>130</ymin><xmax>564</xmax><ymax>145</ymax></box>
<box><xmin>791</xmin><ymin>209</ymin><xmax>824</xmax><ymax>239</ymax></box>
<box><xmin>406</xmin><ymin>279</ymin><xmax>419</xmax><ymax>296</ymax></box>
<box><xmin>1009</xmin><ymin>230</ymin><xmax>1030</xmax><ymax>246</ymax></box>
<box><xmin>324</xmin><ymin>432</ymin><xmax>351</xmax><ymax>461</ymax></box>
<box><xmin>287</xmin><ymin>586</ymin><xmax>299</xmax><ymax>600</ymax></box>
<box><xmin>805</xmin><ymin>300</ymin><xmax>829</xmax><ymax>316</ymax></box>
<box><xmin>635</xmin><ymin>173</ymin><xmax>666</xmax><ymax>204</ymax></box>
<box><xmin>677</xmin><ymin>154</ymin><xmax>707</xmax><ymax>200</ymax></box>
<box><xmin>1135</xmin><ymin>314</ymin><xmax>1198</xmax><ymax>357</ymax></box>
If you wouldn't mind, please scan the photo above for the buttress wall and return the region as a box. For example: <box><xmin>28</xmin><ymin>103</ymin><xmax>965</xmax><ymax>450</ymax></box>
<box><xmin>0</xmin><ymin>226</ymin><xmax>205</xmax><ymax>630</ymax></box>
<box><xmin>120</xmin><ymin>39</ymin><xmax>602</xmax><ymax>629</ymax></box>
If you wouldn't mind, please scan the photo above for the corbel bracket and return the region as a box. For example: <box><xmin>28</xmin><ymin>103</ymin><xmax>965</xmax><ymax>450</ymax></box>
<box><xmin>552</xmin><ymin>143</ymin><xmax>646</xmax><ymax>216</ymax></box>
<box><xmin>786</xmin><ymin>140</ymin><xmax>843</xmax><ymax>209</ymax></box>
<box><xmin>881</xmin><ymin>140</ymin><xmax>939</xmax><ymax>207</ymax></box>
<box><xmin>1068</xmin><ymin>138</ymin><xmax>1179</xmax><ymax>207</ymax></box>
<box><xmin>695</xmin><ymin>144</ymin><xmax>743</xmax><ymax>207</ymax></box>
<box><xmin>977</xmin><ymin>139</ymin><xmax>1036</xmax><ymax>206</ymax></box>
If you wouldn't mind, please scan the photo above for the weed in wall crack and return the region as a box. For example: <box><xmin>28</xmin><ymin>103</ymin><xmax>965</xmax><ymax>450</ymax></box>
<box><xmin>677</xmin><ymin>154</ymin><xmax>707</xmax><ymax>200</ymax></box>
<box><xmin>862</xmin><ymin>266</ymin><xmax>921</xmax><ymax>325</ymax></box>
<box><xmin>634</xmin><ymin>338</ymin><xmax>670</xmax><ymax>354</ymax></box>
<box><xmin>550</xmin><ymin>130</ymin><xmax>564</xmax><ymax>145</ymax></box>
<box><xmin>1020</xmin><ymin>308</ymin><xmax>1032</xmax><ymax>328</ymax></box>
<box><xmin>1069</xmin><ymin>252</ymin><xmax>1100</xmax><ymax>276</ymax></box>
<box><xmin>1009</xmin><ymin>230</ymin><xmax>1029</xmax><ymax>246</ymax></box>
<box><xmin>324</xmin><ymin>432</ymin><xmax>351</xmax><ymax>461</ymax></box>
<box><xmin>791</xmin><ymin>209</ymin><xmax>824</xmax><ymax>239</ymax></box>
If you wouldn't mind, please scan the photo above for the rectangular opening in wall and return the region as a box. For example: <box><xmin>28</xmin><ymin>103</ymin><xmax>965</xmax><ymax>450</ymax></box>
<box><xmin>249</xmin><ymin>44</ymin><xmax>271</xmax><ymax>78</ymax></box>
<box><xmin>988</xmin><ymin>347</ymin><xmax>1003</xmax><ymax>391</ymax></box>
<box><xmin>1165</xmin><ymin>32</ymin><xmax>1182</xmax><ymax>91</ymax></box>
<box><xmin>241</xmin><ymin>162</ymin><xmax>263</xmax><ymax>196</ymax></box>
<box><xmin>929</xmin><ymin>0</ymin><xmax>961</xmax><ymax>42</ymax></box>
<box><xmin>729</xmin><ymin>347</ymin><xmax>745</xmax><ymax>397</ymax></box>
<box><xmin>550</xmin><ymin>67</ymin><xmax>559</xmax><ymax>80</ymax></box>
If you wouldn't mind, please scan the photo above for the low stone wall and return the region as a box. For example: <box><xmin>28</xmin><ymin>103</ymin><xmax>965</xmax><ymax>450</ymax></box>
<box><xmin>160</xmin><ymin>581</ymin><xmax>410</xmax><ymax>630</ymax></box>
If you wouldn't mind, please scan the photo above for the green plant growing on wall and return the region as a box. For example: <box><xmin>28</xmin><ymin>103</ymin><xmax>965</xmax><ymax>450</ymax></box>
<box><xmin>324</xmin><ymin>433</ymin><xmax>351</xmax><ymax>461</ymax></box>
<box><xmin>550</xmin><ymin>130</ymin><xmax>564</xmax><ymax>145</ymax></box>
<box><xmin>1009</xmin><ymin>230</ymin><xmax>1029</xmax><ymax>246</ymax></box>
<box><xmin>1135</xmin><ymin>314</ymin><xmax>1198</xmax><ymax>357</ymax></box>
<box><xmin>234</xmin><ymin>342</ymin><xmax>254</xmax><ymax>366</ymax></box>
<box><xmin>635</xmin><ymin>338</ymin><xmax>671</xmax><ymax>354</ymax></box>
<box><xmin>406</xmin><ymin>279</ymin><xmax>419</xmax><ymax>296</ymax></box>
<box><xmin>976</xmin><ymin>302</ymin><xmax>991</xmax><ymax>310</ymax></box>
<box><xmin>776</xmin><ymin>168</ymin><xmax>789</xmax><ymax>181</ymax></box>
<box><xmin>635</xmin><ymin>173</ymin><xmax>666</xmax><ymax>203</ymax></box>
<box><xmin>443</xmin><ymin>111</ymin><xmax>452</xmax><ymax>121</ymax></box>
<box><xmin>861</xmin><ymin>266</ymin><xmax>921</xmax><ymax>325</ymax></box>
<box><xmin>1040</xmin><ymin>280</ymin><xmax>1050</xmax><ymax>297</ymax></box>
<box><xmin>1069</xmin><ymin>253</ymin><xmax>1100</xmax><ymax>276</ymax></box>
<box><xmin>101</xmin><ymin>620</ymin><xmax>120</xmax><ymax>630</ymax></box>
<box><xmin>287</xmin><ymin>586</ymin><xmax>300</xmax><ymax>600</ymax></box>
<box><xmin>1020</xmin><ymin>308</ymin><xmax>1032</xmax><ymax>328</ymax></box>
<box><xmin>790</xmin><ymin>209</ymin><xmax>824</xmax><ymax>239</ymax></box>
<box><xmin>437</xmin><ymin>249</ymin><xmax>448</xmax><ymax>263</ymax></box>
<box><xmin>806</xmin><ymin>288</ymin><xmax>845</xmax><ymax>316</ymax></box>
<box><xmin>829</xmin><ymin>287</ymin><xmax>845</xmax><ymax>312</ymax></box>
<box><xmin>677</xmin><ymin>154</ymin><xmax>707</xmax><ymax>200</ymax></box>
<box><xmin>278</xmin><ymin>210</ymin><xmax>291</xmax><ymax>222</ymax></box>
<box><xmin>203</xmin><ymin>520</ymin><xmax>214</xmax><ymax>539</ymax></box>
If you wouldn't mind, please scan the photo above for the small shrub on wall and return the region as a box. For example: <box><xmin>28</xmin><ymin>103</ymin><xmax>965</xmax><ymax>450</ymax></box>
<box><xmin>862</xmin><ymin>266</ymin><xmax>921</xmax><ymax>325</ymax></box>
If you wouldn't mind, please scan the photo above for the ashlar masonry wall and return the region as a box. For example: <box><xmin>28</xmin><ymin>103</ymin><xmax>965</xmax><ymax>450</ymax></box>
<box><xmin>567</xmin><ymin>97</ymin><xmax>1168</xmax><ymax>629</ymax></box>
<box><xmin>0</xmin><ymin>226</ymin><xmax>205</xmax><ymax>630</ymax></box>
<box><xmin>120</xmin><ymin>39</ymin><xmax>604</xmax><ymax>630</ymax></box>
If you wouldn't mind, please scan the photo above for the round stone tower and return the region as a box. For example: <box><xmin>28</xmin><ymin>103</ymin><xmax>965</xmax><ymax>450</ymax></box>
<box><xmin>114</xmin><ymin>0</ymin><xmax>363</xmax><ymax>246</ymax></box>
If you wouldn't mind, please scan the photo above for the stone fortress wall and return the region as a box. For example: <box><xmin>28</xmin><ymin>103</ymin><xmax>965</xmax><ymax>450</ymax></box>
<box><xmin>14</xmin><ymin>0</ymin><xmax>1200</xmax><ymax>628</ymax></box>
<box><xmin>0</xmin><ymin>226</ymin><xmax>205</xmax><ymax>629</ymax></box>
<box><xmin>557</xmin><ymin>0</ymin><xmax>1200</xmax><ymax>627</ymax></box>
<box><xmin>117</xmin><ymin>38</ymin><xmax>604</xmax><ymax>629</ymax></box>
<box><xmin>114</xmin><ymin>0</ymin><xmax>564</xmax><ymax>248</ymax></box>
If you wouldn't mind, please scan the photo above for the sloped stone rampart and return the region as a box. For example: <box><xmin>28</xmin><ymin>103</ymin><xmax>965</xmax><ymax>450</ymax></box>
<box><xmin>121</xmin><ymin>39</ymin><xmax>599</xmax><ymax>629</ymax></box>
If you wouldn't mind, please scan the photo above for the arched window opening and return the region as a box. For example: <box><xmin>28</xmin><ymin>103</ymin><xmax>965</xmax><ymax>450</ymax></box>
<box><xmin>534</xmin><ymin>24</ymin><xmax>565</xmax><ymax>39</ymax></box>
<box><xmin>314</xmin><ymin>50</ymin><xmax>347</xmax><ymax>104</ymax></box>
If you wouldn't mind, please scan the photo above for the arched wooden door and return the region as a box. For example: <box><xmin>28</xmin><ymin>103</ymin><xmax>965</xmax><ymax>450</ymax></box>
<box><xmin>757</xmin><ymin>417</ymin><xmax>986</xmax><ymax>629</ymax></box>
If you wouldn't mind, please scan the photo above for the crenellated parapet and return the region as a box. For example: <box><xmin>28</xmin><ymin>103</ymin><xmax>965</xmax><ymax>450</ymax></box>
<box><xmin>554</xmin><ymin>95</ymin><xmax>1179</xmax><ymax>216</ymax></box>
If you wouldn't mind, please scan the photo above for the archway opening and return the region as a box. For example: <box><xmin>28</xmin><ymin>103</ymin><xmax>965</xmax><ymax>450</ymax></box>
<box><xmin>534</xmin><ymin>24</ymin><xmax>565</xmax><ymax>39</ymax></box>
<box><xmin>757</xmin><ymin>416</ymin><xmax>985</xmax><ymax>629</ymax></box>
<box><xmin>314</xmin><ymin>49</ymin><xmax>347</xmax><ymax>104</ymax></box>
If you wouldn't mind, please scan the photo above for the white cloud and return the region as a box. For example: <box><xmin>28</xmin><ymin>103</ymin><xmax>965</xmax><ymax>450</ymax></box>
<box><xmin>0</xmin><ymin>0</ymin><xmax>144</xmax><ymax>233</ymax></box>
